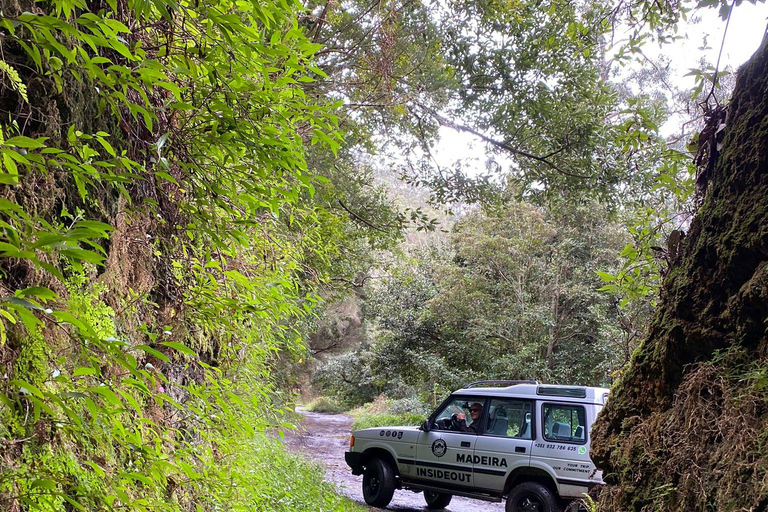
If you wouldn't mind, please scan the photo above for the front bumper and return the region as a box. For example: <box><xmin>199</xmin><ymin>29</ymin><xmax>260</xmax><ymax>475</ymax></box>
<box><xmin>345</xmin><ymin>451</ymin><xmax>364</xmax><ymax>475</ymax></box>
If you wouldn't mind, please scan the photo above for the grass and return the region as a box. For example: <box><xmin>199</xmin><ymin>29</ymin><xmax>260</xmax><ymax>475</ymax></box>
<box><xmin>231</xmin><ymin>434</ymin><xmax>367</xmax><ymax>512</ymax></box>
<box><xmin>303</xmin><ymin>394</ymin><xmax>428</xmax><ymax>430</ymax></box>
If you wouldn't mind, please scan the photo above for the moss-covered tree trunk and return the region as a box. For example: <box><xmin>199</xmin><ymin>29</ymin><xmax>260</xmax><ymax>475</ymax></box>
<box><xmin>591</xmin><ymin>34</ymin><xmax>768</xmax><ymax>511</ymax></box>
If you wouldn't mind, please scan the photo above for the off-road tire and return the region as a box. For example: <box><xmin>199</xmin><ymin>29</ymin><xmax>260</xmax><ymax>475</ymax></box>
<box><xmin>362</xmin><ymin>458</ymin><xmax>396</xmax><ymax>507</ymax></box>
<box><xmin>505</xmin><ymin>482</ymin><xmax>558</xmax><ymax>512</ymax></box>
<box><xmin>424</xmin><ymin>490</ymin><xmax>453</xmax><ymax>509</ymax></box>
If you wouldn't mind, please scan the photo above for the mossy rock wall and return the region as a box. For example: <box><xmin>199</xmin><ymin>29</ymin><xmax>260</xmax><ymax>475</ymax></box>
<box><xmin>591</xmin><ymin>34</ymin><xmax>768</xmax><ymax>511</ymax></box>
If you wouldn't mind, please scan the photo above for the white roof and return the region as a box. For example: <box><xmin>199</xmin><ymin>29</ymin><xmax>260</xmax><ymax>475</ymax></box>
<box><xmin>452</xmin><ymin>383</ymin><xmax>610</xmax><ymax>405</ymax></box>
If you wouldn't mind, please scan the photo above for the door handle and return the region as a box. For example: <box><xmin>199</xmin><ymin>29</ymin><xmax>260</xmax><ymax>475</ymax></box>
<box><xmin>515</xmin><ymin>447</ymin><xmax>526</xmax><ymax>453</ymax></box>
<box><xmin>461</xmin><ymin>441</ymin><xmax>471</xmax><ymax>448</ymax></box>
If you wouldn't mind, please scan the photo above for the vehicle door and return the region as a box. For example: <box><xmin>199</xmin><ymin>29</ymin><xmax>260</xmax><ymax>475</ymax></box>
<box><xmin>473</xmin><ymin>398</ymin><xmax>533</xmax><ymax>493</ymax></box>
<box><xmin>414</xmin><ymin>396</ymin><xmax>482</xmax><ymax>489</ymax></box>
<box><xmin>529</xmin><ymin>402</ymin><xmax>593</xmax><ymax>498</ymax></box>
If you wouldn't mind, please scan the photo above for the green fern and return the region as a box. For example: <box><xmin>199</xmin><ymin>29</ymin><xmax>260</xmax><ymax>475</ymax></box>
<box><xmin>581</xmin><ymin>495</ymin><xmax>600</xmax><ymax>512</ymax></box>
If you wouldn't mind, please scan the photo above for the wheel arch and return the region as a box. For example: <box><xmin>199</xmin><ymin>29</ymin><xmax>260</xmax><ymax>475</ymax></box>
<box><xmin>503</xmin><ymin>466</ymin><xmax>558</xmax><ymax>496</ymax></box>
<box><xmin>361</xmin><ymin>447</ymin><xmax>400</xmax><ymax>477</ymax></box>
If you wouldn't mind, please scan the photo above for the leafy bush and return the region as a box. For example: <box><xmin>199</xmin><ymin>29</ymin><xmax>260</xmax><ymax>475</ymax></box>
<box><xmin>305</xmin><ymin>397</ymin><xmax>347</xmax><ymax>414</ymax></box>
<box><xmin>352</xmin><ymin>412</ymin><xmax>424</xmax><ymax>431</ymax></box>
<box><xmin>312</xmin><ymin>346</ymin><xmax>382</xmax><ymax>407</ymax></box>
<box><xmin>388</xmin><ymin>396</ymin><xmax>433</xmax><ymax>417</ymax></box>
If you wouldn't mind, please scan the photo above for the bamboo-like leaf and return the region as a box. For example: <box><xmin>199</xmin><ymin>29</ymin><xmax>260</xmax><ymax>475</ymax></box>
<box><xmin>159</xmin><ymin>341</ymin><xmax>196</xmax><ymax>356</ymax></box>
<box><xmin>10</xmin><ymin>379</ymin><xmax>44</xmax><ymax>398</ymax></box>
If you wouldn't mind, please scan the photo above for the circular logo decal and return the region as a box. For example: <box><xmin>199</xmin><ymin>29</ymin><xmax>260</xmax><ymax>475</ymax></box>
<box><xmin>431</xmin><ymin>439</ymin><xmax>447</xmax><ymax>458</ymax></box>
<box><xmin>380</xmin><ymin>430</ymin><xmax>385</xmax><ymax>436</ymax></box>
<box><xmin>578</xmin><ymin>446</ymin><xmax>587</xmax><ymax>455</ymax></box>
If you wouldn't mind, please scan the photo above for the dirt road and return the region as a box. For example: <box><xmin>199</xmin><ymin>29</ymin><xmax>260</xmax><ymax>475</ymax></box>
<box><xmin>282</xmin><ymin>408</ymin><xmax>505</xmax><ymax>512</ymax></box>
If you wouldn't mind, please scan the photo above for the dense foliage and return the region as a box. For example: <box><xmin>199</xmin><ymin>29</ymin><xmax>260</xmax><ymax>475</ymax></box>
<box><xmin>0</xmin><ymin>0</ymin><xmax>379</xmax><ymax>508</ymax></box>
<box><xmin>1</xmin><ymin>0</ymin><xmax>765</xmax><ymax>507</ymax></box>
<box><xmin>315</xmin><ymin>200</ymin><xmax>654</xmax><ymax>406</ymax></box>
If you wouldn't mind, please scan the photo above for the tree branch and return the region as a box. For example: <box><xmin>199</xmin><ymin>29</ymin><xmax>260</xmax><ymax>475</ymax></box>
<box><xmin>414</xmin><ymin>103</ymin><xmax>591</xmax><ymax>179</ymax></box>
<box><xmin>337</xmin><ymin>198</ymin><xmax>392</xmax><ymax>233</ymax></box>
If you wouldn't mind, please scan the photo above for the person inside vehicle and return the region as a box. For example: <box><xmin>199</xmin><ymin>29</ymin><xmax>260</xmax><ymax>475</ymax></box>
<box><xmin>456</xmin><ymin>402</ymin><xmax>483</xmax><ymax>433</ymax></box>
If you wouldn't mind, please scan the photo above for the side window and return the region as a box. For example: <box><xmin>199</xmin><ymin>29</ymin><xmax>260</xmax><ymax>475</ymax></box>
<box><xmin>431</xmin><ymin>397</ymin><xmax>485</xmax><ymax>433</ymax></box>
<box><xmin>485</xmin><ymin>399</ymin><xmax>532</xmax><ymax>439</ymax></box>
<box><xmin>542</xmin><ymin>403</ymin><xmax>587</xmax><ymax>444</ymax></box>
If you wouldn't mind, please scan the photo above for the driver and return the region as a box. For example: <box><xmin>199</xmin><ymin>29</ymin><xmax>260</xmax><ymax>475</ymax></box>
<box><xmin>456</xmin><ymin>402</ymin><xmax>483</xmax><ymax>433</ymax></box>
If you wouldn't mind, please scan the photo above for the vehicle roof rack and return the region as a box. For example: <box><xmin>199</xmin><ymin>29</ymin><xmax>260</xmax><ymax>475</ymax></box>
<box><xmin>536</xmin><ymin>385</ymin><xmax>587</xmax><ymax>398</ymax></box>
<box><xmin>464</xmin><ymin>380</ymin><xmax>538</xmax><ymax>389</ymax></box>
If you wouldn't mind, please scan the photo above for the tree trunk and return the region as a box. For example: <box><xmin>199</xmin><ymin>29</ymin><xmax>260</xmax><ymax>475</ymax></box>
<box><xmin>591</xmin><ymin>34</ymin><xmax>768</xmax><ymax>511</ymax></box>
<box><xmin>546</xmin><ymin>265</ymin><xmax>562</xmax><ymax>360</ymax></box>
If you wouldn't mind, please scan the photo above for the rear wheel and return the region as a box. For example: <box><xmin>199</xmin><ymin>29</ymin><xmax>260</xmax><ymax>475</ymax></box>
<box><xmin>505</xmin><ymin>482</ymin><xmax>558</xmax><ymax>512</ymax></box>
<box><xmin>424</xmin><ymin>490</ymin><xmax>453</xmax><ymax>509</ymax></box>
<box><xmin>362</xmin><ymin>458</ymin><xmax>396</xmax><ymax>507</ymax></box>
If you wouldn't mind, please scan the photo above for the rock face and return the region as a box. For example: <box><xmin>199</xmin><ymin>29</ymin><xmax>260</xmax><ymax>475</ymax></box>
<box><xmin>591</xmin><ymin>35</ymin><xmax>768</xmax><ymax>511</ymax></box>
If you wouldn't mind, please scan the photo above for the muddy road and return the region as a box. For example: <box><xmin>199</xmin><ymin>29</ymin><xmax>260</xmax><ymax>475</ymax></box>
<box><xmin>282</xmin><ymin>408</ymin><xmax>505</xmax><ymax>512</ymax></box>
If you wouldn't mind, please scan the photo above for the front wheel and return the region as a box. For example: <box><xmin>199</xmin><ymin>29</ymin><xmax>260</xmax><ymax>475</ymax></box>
<box><xmin>362</xmin><ymin>458</ymin><xmax>396</xmax><ymax>508</ymax></box>
<box><xmin>505</xmin><ymin>482</ymin><xmax>558</xmax><ymax>512</ymax></box>
<box><xmin>424</xmin><ymin>490</ymin><xmax>452</xmax><ymax>509</ymax></box>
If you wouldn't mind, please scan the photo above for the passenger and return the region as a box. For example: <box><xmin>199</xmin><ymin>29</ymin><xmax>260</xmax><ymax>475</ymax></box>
<box><xmin>456</xmin><ymin>402</ymin><xmax>483</xmax><ymax>433</ymax></box>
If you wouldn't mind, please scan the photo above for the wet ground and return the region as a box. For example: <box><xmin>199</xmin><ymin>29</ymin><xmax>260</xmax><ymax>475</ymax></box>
<box><xmin>282</xmin><ymin>408</ymin><xmax>505</xmax><ymax>512</ymax></box>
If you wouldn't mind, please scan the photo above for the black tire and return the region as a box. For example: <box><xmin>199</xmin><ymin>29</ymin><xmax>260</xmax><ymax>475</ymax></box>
<box><xmin>505</xmin><ymin>482</ymin><xmax>558</xmax><ymax>512</ymax></box>
<box><xmin>424</xmin><ymin>490</ymin><xmax>453</xmax><ymax>509</ymax></box>
<box><xmin>362</xmin><ymin>458</ymin><xmax>396</xmax><ymax>508</ymax></box>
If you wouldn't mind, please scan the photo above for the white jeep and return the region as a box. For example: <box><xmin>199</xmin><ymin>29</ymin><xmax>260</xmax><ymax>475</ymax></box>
<box><xmin>344</xmin><ymin>381</ymin><xmax>609</xmax><ymax>511</ymax></box>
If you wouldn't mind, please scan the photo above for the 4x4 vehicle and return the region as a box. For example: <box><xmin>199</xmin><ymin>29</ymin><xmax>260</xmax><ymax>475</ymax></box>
<box><xmin>345</xmin><ymin>381</ymin><xmax>609</xmax><ymax>511</ymax></box>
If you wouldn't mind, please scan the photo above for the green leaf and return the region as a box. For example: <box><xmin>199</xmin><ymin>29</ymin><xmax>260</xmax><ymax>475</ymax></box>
<box><xmin>18</xmin><ymin>286</ymin><xmax>58</xmax><ymax>301</ymax></box>
<box><xmin>595</xmin><ymin>271</ymin><xmax>617</xmax><ymax>282</ymax></box>
<box><xmin>30</xmin><ymin>479</ymin><xmax>58</xmax><ymax>490</ymax></box>
<box><xmin>154</xmin><ymin>171</ymin><xmax>178</xmax><ymax>185</ymax></box>
<box><xmin>74</xmin><ymin>366</ymin><xmax>99</xmax><ymax>377</ymax></box>
<box><xmin>159</xmin><ymin>341</ymin><xmax>196</xmax><ymax>356</ymax></box>
<box><xmin>73</xmin><ymin>220</ymin><xmax>114</xmax><ymax>235</ymax></box>
<box><xmin>135</xmin><ymin>344</ymin><xmax>171</xmax><ymax>362</ymax></box>
<box><xmin>89</xmin><ymin>385</ymin><xmax>123</xmax><ymax>408</ymax></box>
<box><xmin>115</xmin><ymin>388</ymin><xmax>142</xmax><ymax>414</ymax></box>
<box><xmin>10</xmin><ymin>379</ymin><xmax>44</xmax><ymax>398</ymax></box>
<box><xmin>52</xmin><ymin>311</ymin><xmax>94</xmax><ymax>336</ymax></box>
<box><xmin>29</xmin><ymin>395</ymin><xmax>55</xmax><ymax>416</ymax></box>
<box><xmin>96</xmin><ymin>137</ymin><xmax>116</xmax><ymax>157</ymax></box>
<box><xmin>4</xmin><ymin>136</ymin><xmax>48</xmax><ymax>148</ymax></box>
<box><xmin>62</xmin><ymin>496</ymin><xmax>87</xmax><ymax>511</ymax></box>
<box><xmin>61</xmin><ymin>248</ymin><xmax>107</xmax><ymax>265</ymax></box>
<box><xmin>85</xmin><ymin>461</ymin><xmax>106</xmax><ymax>478</ymax></box>
<box><xmin>8</xmin><ymin>303</ymin><xmax>42</xmax><ymax>331</ymax></box>
<box><xmin>119</xmin><ymin>472</ymin><xmax>153</xmax><ymax>485</ymax></box>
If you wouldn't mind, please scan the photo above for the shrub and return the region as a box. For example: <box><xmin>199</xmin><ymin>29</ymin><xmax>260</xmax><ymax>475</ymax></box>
<box><xmin>351</xmin><ymin>412</ymin><xmax>424</xmax><ymax>431</ymax></box>
<box><xmin>349</xmin><ymin>396</ymin><xmax>430</xmax><ymax>430</ymax></box>
<box><xmin>305</xmin><ymin>396</ymin><xmax>347</xmax><ymax>414</ymax></box>
<box><xmin>388</xmin><ymin>396</ymin><xmax>432</xmax><ymax>417</ymax></box>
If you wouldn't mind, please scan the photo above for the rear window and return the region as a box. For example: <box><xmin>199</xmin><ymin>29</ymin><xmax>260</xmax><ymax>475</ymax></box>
<box><xmin>542</xmin><ymin>403</ymin><xmax>587</xmax><ymax>444</ymax></box>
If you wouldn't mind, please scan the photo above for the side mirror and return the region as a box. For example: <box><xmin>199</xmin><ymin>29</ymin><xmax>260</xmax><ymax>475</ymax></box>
<box><xmin>421</xmin><ymin>420</ymin><xmax>431</xmax><ymax>432</ymax></box>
